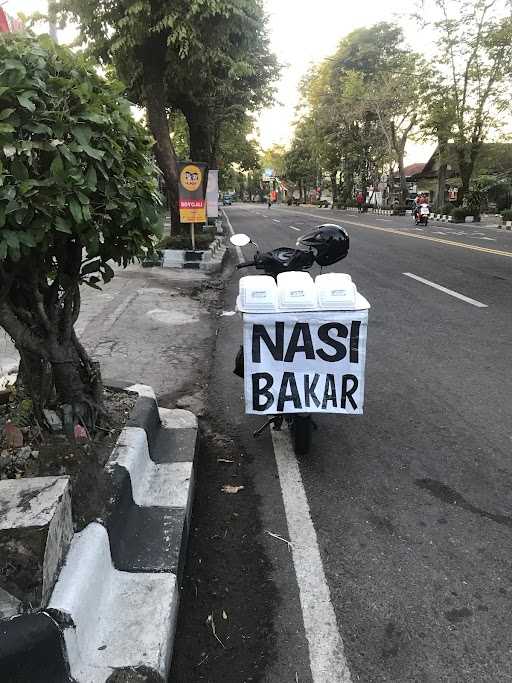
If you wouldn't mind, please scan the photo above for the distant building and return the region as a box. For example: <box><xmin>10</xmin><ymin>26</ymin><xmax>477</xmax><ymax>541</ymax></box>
<box><xmin>410</xmin><ymin>143</ymin><xmax>512</xmax><ymax>205</ymax></box>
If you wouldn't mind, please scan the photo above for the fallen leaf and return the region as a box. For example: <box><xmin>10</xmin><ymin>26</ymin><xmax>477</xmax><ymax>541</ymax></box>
<box><xmin>222</xmin><ymin>610</ymin><xmax>228</xmax><ymax>620</ymax></box>
<box><xmin>74</xmin><ymin>424</ymin><xmax>89</xmax><ymax>441</ymax></box>
<box><xmin>206</xmin><ymin>613</ymin><xmax>225</xmax><ymax>648</ymax></box>
<box><xmin>4</xmin><ymin>422</ymin><xmax>23</xmax><ymax>448</ymax></box>
<box><xmin>217</xmin><ymin>458</ymin><xmax>234</xmax><ymax>464</ymax></box>
<box><xmin>222</xmin><ymin>484</ymin><xmax>244</xmax><ymax>494</ymax></box>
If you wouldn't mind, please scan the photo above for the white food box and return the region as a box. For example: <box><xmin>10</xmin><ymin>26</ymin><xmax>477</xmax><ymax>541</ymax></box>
<box><xmin>238</xmin><ymin>275</ymin><xmax>278</xmax><ymax>313</ymax></box>
<box><xmin>276</xmin><ymin>271</ymin><xmax>317</xmax><ymax>311</ymax></box>
<box><xmin>316</xmin><ymin>272</ymin><xmax>357</xmax><ymax>309</ymax></box>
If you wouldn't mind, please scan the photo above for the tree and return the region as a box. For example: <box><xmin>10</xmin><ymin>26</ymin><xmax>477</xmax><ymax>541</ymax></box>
<box><xmin>418</xmin><ymin>84</ymin><xmax>456</xmax><ymax>210</ymax></box>
<box><xmin>0</xmin><ymin>34</ymin><xmax>161</xmax><ymax>430</ymax></box>
<box><xmin>57</xmin><ymin>0</ymin><xmax>277</xmax><ymax>225</ymax></box>
<box><xmin>166</xmin><ymin>1</ymin><xmax>278</xmax><ymax>169</ymax></box>
<box><xmin>428</xmin><ymin>0</ymin><xmax>512</xmax><ymax>204</ymax></box>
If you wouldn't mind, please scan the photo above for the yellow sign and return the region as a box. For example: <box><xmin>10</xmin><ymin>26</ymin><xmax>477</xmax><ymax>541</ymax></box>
<box><xmin>178</xmin><ymin>162</ymin><xmax>208</xmax><ymax>223</ymax></box>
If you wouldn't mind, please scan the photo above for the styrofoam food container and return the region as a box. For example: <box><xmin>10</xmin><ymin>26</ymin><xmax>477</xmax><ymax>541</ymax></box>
<box><xmin>316</xmin><ymin>272</ymin><xmax>357</xmax><ymax>309</ymax></box>
<box><xmin>238</xmin><ymin>275</ymin><xmax>278</xmax><ymax>312</ymax></box>
<box><xmin>277</xmin><ymin>271</ymin><xmax>317</xmax><ymax>311</ymax></box>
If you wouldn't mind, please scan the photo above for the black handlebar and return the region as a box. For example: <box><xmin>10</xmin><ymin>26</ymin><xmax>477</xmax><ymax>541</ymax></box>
<box><xmin>236</xmin><ymin>260</ymin><xmax>255</xmax><ymax>269</ymax></box>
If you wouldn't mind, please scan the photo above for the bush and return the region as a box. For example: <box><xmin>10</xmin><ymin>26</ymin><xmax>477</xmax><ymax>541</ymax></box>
<box><xmin>158</xmin><ymin>227</ymin><xmax>215</xmax><ymax>251</ymax></box>
<box><xmin>501</xmin><ymin>209</ymin><xmax>512</xmax><ymax>222</ymax></box>
<box><xmin>0</xmin><ymin>33</ymin><xmax>162</xmax><ymax>430</ymax></box>
<box><xmin>451</xmin><ymin>207</ymin><xmax>468</xmax><ymax>222</ymax></box>
<box><xmin>442</xmin><ymin>203</ymin><xmax>454</xmax><ymax>216</ymax></box>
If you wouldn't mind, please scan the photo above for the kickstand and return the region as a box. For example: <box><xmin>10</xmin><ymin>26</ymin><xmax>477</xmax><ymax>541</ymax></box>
<box><xmin>253</xmin><ymin>415</ymin><xmax>284</xmax><ymax>439</ymax></box>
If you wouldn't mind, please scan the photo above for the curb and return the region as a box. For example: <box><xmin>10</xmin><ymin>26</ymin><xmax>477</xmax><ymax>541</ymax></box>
<box><xmin>0</xmin><ymin>383</ymin><xmax>199</xmax><ymax>682</ymax></box>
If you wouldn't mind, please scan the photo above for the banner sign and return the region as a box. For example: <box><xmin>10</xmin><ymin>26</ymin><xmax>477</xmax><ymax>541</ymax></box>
<box><xmin>243</xmin><ymin>311</ymin><xmax>368</xmax><ymax>415</ymax></box>
<box><xmin>206</xmin><ymin>169</ymin><xmax>219</xmax><ymax>218</ymax></box>
<box><xmin>178</xmin><ymin>162</ymin><xmax>208</xmax><ymax>223</ymax></box>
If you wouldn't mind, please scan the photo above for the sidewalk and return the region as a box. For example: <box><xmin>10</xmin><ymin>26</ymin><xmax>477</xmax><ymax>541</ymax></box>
<box><xmin>0</xmin><ymin>263</ymin><xmax>225</xmax><ymax>414</ymax></box>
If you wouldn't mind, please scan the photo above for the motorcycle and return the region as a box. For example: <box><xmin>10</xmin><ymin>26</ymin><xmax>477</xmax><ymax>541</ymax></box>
<box><xmin>230</xmin><ymin>224</ymin><xmax>354</xmax><ymax>456</ymax></box>
<box><xmin>415</xmin><ymin>203</ymin><xmax>430</xmax><ymax>226</ymax></box>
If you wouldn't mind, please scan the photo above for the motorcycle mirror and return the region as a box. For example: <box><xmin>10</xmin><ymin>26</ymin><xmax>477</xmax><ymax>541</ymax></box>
<box><xmin>230</xmin><ymin>233</ymin><xmax>251</xmax><ymax>247</ymax></box>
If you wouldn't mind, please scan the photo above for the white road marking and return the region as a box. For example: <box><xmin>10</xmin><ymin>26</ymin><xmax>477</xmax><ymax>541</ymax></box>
<box><xmin>289</xmin><ymin>226</ymin><xmax>301</xmax><ymax>231</ymax></box>
<box><xmin>376</xmin><ymin>218</ymin><xmax>392</xmax><ymax>222</ymax></box>
<box><xmin>222</xmin><ymin>209</ymin><xmax>243</xmax><ymax>261</ymax></box>
<box><xmin>403</xmin><ymin>273</ymin><xmax>488</xmax><ymax>308</ymax></box>
<box><xmin>272</xmin><ymin>429</ymin><xmax>352</xmax><ymax>683</ymax></box>
<box><xmin>223</xmin><ymin>206</ymin><xmax>351</xmax><ymax>681</ymax></box>
<box><xmin>272</xmin><ymin>219</ymin><xmax>281</xmax><ymax>223</ymax></box>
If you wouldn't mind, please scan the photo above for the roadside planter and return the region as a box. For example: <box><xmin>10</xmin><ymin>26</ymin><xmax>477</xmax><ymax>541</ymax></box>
<box><xmin>0</xmin><ymin>384</ymin><xmax>198</xmax><ymax>683</ymax></box>
<box><xmin>162</xmin><ymin>235</ymin><xmax>227</xmax><ymax>272</ymax></box>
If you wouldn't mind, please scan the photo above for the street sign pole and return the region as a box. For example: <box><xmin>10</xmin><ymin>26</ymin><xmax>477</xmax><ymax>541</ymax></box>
<box><xmin>190</xmin><ymin>223</ymin><xmax>196</xmax><ymax>251</ymax></box>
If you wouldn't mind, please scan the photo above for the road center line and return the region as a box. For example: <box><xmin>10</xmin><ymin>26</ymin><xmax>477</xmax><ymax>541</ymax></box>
<box><xmin>272</xmin><ymin>218</ymin><xmax>281</xmax><ymax>223</ymax></box>
<box><xmin>403</xmin><ymin>272</ymin><xmax>488</xmax><ymax>308</ymax></box>
<box><xmin>275</xmin><ymin>209</ymin><xmax>512</xmax><ymax>259</ymax></box>
<box><xmin>289</xmin><ymin>226</ymin><xmax>301</xmax><ymax>231</ymax></box>
<box><xmin>272</xmin><ymin>429</ymin><xmax>352</xmax><ymax>683</ymax></box>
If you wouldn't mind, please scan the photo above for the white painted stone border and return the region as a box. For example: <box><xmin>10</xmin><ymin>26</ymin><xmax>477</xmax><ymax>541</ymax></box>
<box><xmin>108</xmin><ymin>426</ymin><xmax>192</xmax><ymax>508</ymax></box>
<box><xmin>49</xmin><ymin>522</ymin><xmax>177</xmax><ymax>682</ymax></box>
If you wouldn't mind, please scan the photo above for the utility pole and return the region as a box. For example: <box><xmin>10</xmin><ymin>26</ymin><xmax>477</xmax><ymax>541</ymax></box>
<box><xmin>48</xmin><ymin>0</ymin><xmax>58</xmax><ymax>42</ymax></box>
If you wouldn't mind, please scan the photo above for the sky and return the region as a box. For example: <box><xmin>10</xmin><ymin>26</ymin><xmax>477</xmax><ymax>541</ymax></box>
<box><xmin>259</xmin><ymin>0</ymin><xmax>433</xmax><ymax>163</ymax></box>
<box><xmin>5</xmin><ymin>0</ymin><xmax>435</xmax><ymax>164</ymax></box>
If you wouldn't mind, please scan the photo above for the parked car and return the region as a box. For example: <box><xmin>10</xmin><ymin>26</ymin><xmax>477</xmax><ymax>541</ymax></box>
<box><xmin>223</xmin><ymin>194</ymin><xmax>233</xmax><ymax>206</ymax></box>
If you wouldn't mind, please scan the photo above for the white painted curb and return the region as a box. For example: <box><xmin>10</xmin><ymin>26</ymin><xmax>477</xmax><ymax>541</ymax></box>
<box><xmin>49</xmin><ymin>522</ymin><xmax>177</xmax><ymax>682</ymax></box>
<box><xmin>109</xmin><ymin>426</ymin><xmax>192</xmax><ymax>508</ymax></box>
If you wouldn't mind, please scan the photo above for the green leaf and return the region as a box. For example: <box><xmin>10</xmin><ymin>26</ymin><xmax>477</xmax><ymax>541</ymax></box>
<box><xmin>71</xmin><ymin>126</ymin><xmax>93</xmax><ymax>147</ymax></box>
<box><xmin>2</xmin><ymin>145</ymin><xmax>16</xmax><ymax>158</ymax></box>
<box><xmin>17</xmin><ymin>231</ymin><xmax>35</xmax><ymax>247</ymax></box>
<box><xmin>0</xmin><ymin>109</ymin><xmax>15</xmax><ymax>121</ymax></box>
<box><xmin>2</xmin><ymin>230</ymin><xmax>19</xmax><ymax>248</ymax></box>
<box><xmin>17</xmin><ymin>95</ymin><xmax>36</xmax><ymax>113</ymax></box>
<box><xmin>55</xmin><ymin>217</ymin><xmax>72</xmax><ymax>234</ymax></box>
<box><xmin>0</xmin><ymin>123</ymin><xmax>15</xmax><ymax>134</ymax></box>
<box><xmin>85</xmin><ymin>165</ymin><xmax>97</xmax><ymax>190</ymax></box>
<box><xmin>81</xmin><ymin>144</ymin><xmax>105</xmax><ymax>161</ymax></box>
<box><xmin>79</xmin><ymin>112</ymin><xmax>108</xmax><ymax>124</ymax></box>
<box><xmin>76</xmin><ymin>191</ymin><xmax>90</xmax><ymax>205</ymax></box>
<box><xmin>50</xmin><ymin>154</ymin><xmax>64</xmax><ymax>176</ymax></box>
<box><xmin>69</xmin><ymin>197</ymin><xmax>83</xmax><ymax>223</ymax></box>
<box><xmin>11</xmin><ymin>158</ymin><xmax>29</xmax><ymax>180</ymax></box>
<box><xmin>0</xmin><ymin>205</ymin><xmax>5</xmax><ymax>228</ymax></box>
<box><xmin>0</xmin><ymin>240</ymin><xmax>6</xmax><ymax>260</ymax></box>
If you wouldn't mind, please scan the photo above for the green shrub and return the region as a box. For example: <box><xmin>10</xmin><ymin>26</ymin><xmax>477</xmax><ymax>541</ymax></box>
<box><xmin>451</xmin><ymin>207</ymin><xmax>468</xmax><ymax>222</ymax></box>
<box><xmin>158</xmin><ymin>227</ymin><xmax>215</xmax><ymax>251</ymax></box>
<box><xmin>0</xmin><ymin>33</ymin><xmax>162</xmax><ymax>429</ymax></box>
<box><xmin>501</xmin><ymin>208</ymin><xmax>512</xmax><ymax>222</ymax></box>
<box><xmin>442</xmin><ymin>203</ymin><xmax>454</xmax><ymax>215</ymax></box>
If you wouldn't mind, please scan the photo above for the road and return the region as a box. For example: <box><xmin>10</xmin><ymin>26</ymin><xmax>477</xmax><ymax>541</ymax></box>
<box><xmin>170</xmin><ymin>203</ymin><xmax>512</xmax><ymax>683</ymax></box>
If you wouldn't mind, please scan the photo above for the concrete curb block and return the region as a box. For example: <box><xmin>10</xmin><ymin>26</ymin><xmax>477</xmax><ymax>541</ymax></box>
<box><xmin>1</xmin><ymin>383</ymin><xmax>199</xmax><ymax>682</ymax></box>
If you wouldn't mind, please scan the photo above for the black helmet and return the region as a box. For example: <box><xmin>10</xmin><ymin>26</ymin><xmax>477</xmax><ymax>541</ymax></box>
<box><xmin>297</xmin><ymin>224</ymin><xmax>349</xmax><ymax>266</ymax></box>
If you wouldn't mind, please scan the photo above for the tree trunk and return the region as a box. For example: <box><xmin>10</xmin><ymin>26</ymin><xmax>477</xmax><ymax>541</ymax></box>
<box><xmin>397</xmin><ymin>152</ymin><xmax>408</xmax><ymax>204</ymax></box>
<box><xmin>436</xmin><ymin>138</ymin><xmax>448</xmax><ymax>212</ymax></box>
<box><xmin>330</xmin><ymin>172</ymin><xmax>338</xmax><ymax>208</ymax></box>
<box><xmin>185</xmin><ymin>106</ymin><xmax>213</xmax><ymax>166</ymax></box>
<box><xmin>141</xmin><ymin>35</ymin><xmax>181</xmax><ymax>230</ymax></box>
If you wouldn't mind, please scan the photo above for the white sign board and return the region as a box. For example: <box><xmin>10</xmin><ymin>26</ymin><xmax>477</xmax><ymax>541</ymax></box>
<box><xmin>243</xmin><ymin>310</ymin><xmax>368</xmax><ymax>415</ymax></box>
<box><xmin>206</xmin><ymin>169</ymin><xmax>219</xmax><ymax>218</ymax></box>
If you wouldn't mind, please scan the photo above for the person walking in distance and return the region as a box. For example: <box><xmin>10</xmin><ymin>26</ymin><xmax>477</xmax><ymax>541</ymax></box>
<box><xmin>356</xmin><ymin>191</ymin><xmax>364</xmax><ymax>213</ymax></box>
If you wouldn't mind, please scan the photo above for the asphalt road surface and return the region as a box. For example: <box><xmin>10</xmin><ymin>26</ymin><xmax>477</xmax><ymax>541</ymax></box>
<box><xmin>171</xmin><ymin>203</ymin><xmax>512</xmax><ymax>683</ymax></box>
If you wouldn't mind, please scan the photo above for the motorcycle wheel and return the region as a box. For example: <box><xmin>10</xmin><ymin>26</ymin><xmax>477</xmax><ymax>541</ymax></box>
<box><xmin>291</xmin><ymin>415</ymin><xmax>312</xmax><ymax>456</ymax></box>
